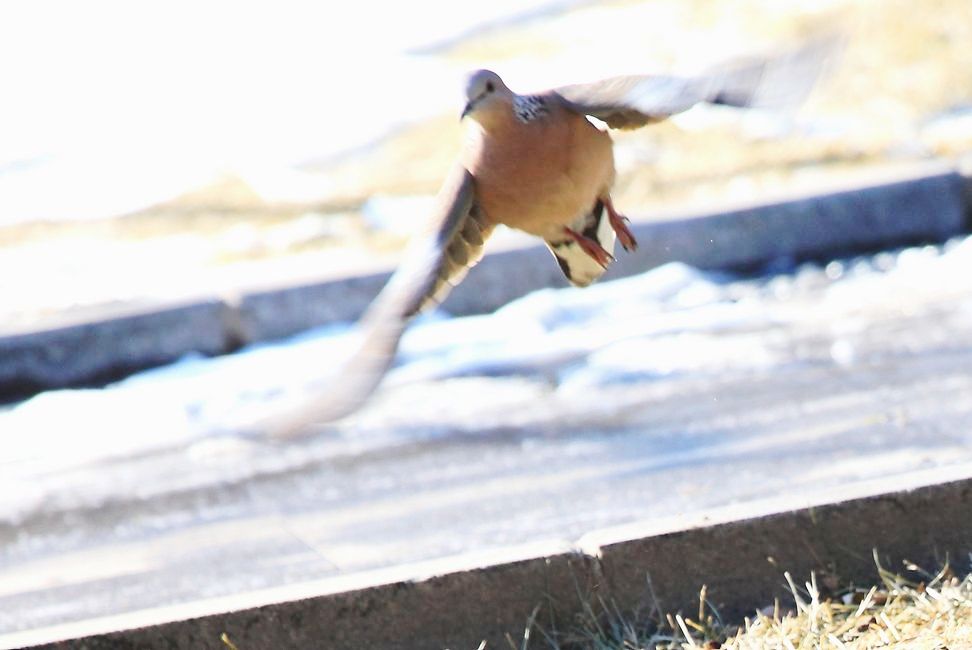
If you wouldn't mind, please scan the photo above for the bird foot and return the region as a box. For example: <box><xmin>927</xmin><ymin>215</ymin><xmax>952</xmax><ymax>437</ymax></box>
<box><xmin>603</xmin><ymin>197</ymin><xmax>638</xmax><ymax>252</ymax></box>
<box><xmin>563</xmin><ymin>226</ymin><xmax>614</xmax><ymax>268</ymax></box>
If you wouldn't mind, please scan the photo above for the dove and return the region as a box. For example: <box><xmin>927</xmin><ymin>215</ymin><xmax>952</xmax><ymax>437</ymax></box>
<box><xmin>262</xmin><ymin>35</ymin><xmax>839</xmax><ymax>436</ymax></box>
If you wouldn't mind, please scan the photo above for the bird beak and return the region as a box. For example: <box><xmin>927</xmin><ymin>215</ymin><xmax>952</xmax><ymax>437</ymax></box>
<box><xmin>460</xmin><ymin>101</ymin><xmax>473</xmax><ymax>121</ymax></box>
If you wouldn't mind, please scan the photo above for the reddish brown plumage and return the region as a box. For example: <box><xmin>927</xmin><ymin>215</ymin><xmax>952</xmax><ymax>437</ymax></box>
<box><xmin>461</xmin><ymin>92</ymin><xmax>616</xmax><ymax>242</ymax></box>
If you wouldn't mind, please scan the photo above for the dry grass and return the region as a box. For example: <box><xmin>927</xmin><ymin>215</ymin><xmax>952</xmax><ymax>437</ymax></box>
<box><xmin>217</xmin><ymin>555</ymin><xmax>972</xmax><ymax>649</ymax></box>
<box><xmin>542</xmin><ymin>553</ymin><xmax>972</xmax><ymax>650</ymax></box>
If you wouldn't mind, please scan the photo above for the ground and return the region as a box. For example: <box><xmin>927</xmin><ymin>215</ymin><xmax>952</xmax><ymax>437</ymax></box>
<box><xmin>3</xmin><ymin>1</ymin><xmax>972</xmax><ymax>645</ymax></box>
<box><xmin>3</xmin><ymin>237</ymin><xmax>972</xmax><ymax>636</ymax></box>
<box><xmin>550</xmin><ymin>561</ymin><xmax>972</xmax><ymax>649</ymax></box>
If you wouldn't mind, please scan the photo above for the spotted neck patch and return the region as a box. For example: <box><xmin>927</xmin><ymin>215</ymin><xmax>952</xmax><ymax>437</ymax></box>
<box><xmin>512</xmin><ymin>94</ymin><xmax>549</xmax><ymax>123</ymax></box>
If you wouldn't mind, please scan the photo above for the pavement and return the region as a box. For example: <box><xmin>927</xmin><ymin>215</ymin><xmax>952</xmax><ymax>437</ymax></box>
<box><xmin>3</xmin><ymin>201</ymin><xmax>972</xmax><ymax>646</ymax></box>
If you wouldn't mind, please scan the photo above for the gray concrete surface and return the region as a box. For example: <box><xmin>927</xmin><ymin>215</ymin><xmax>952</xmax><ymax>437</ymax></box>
<box><xmin>9</xmin><ymin>465</ymin><xmax>972</xmax><ymax>650</ymax></box>
<box><xmin>588</xmin><ymin>464</ymin><xmax>972</xmax><ymax>625</ymax></box>
<box><xmin>0</xmin><ymin>299</ymin><xmax>230</xmax><ymax>399</ymax></box>
<box><xmin>3</xmin><ymin>232</ymin><xmax>972</xmax><ymax>647</ymax></box>
<box><xmin>0</xmin><ymin>163</ymin><xmax>968</xmax><ymax>398</ymax></box>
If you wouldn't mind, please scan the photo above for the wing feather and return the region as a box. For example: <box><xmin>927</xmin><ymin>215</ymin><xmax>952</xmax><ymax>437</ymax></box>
<box><xmin>554</xmin><ymin>34</ymin><xmax>841</xmax><ymax>129</ymax></box>
<box><xmin>261</xmin><ymin>165</ymin><xmax>492</xmax><ymax>436</ymax></box>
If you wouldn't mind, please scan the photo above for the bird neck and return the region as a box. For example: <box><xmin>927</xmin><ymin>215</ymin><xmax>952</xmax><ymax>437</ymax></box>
<box><xmin>466</xmin><ymin>95</ymin><xmax>518</xmax><ymax>132</ymax></box>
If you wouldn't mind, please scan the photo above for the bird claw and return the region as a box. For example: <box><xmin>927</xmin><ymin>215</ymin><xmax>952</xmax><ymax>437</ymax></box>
<box><xmin>604</xmin><ymin>199</ymin><xmax>638</xmax><ymax>252</ymax></box>
<box><xmin>563</xmin><ymin>227</ymin><xmax>614</xmax><ymax>268</ymax></box>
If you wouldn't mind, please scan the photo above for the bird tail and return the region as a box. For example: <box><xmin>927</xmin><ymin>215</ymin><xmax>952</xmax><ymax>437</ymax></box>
<box><xmin>545</xmin><ymin>199</ymin><xmax>617</xmax><ymax>288</ymax></box>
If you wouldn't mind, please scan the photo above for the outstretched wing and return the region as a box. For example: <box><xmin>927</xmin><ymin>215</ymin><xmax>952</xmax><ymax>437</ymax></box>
<box><xmin>262</xmin><ymin>165</ymin><xmax>492</xmax><ymax>436</ymax></box>
<box><xmin>553</xmin><ymin>34</ymin><xmax>841</xmax><ymax>129</ymax></box>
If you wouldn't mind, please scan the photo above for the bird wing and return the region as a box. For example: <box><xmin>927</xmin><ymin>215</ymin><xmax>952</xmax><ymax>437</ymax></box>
<box><xmin>553</xmin><ymin>34</ymin><xmax>841</xmax><ymax>129</ymax></box>
<box><xmin>261</xmin><ymin>164</ymin><xmax>492</xmax><ymax>436</ymax></box>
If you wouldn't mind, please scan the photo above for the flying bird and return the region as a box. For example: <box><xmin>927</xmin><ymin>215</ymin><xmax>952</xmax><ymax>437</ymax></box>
<box><xmin>261</xmin><ymin>35</ymin><xmax>839</xmax><ymax>436</ymax></box>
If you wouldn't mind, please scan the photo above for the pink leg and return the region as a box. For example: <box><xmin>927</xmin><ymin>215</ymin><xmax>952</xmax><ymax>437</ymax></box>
<box><xmin>563</xmin><ymin>226</ymin><xmax>614</xmax><ymax>268</ymax></box>
<box><xmin>603</xmin><ymin>196</ymin><xmax>637</xmax><ymax>251</ymax></box>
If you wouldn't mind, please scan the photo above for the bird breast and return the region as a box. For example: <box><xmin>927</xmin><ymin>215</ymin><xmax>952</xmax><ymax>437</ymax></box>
<box><xmin>462</xmin><ymin>101</ymin><xmax>615</xmax><ymax>240</ymax></box>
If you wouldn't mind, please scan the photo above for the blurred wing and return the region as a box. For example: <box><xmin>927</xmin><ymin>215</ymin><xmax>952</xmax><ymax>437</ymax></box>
<box><xmin>362</xmin><ymin>165</ymin><xmax>488</xmax><ymax>324</ymax></box>
<box><xmin>262</xmin><ymin>165</ymin><xmax>492</xmax><ymax>436</ymax></box>
<box><xmin>554</xmin><ymin>33</ymin><xmax>841</xmax><ymax>129</ymax></box>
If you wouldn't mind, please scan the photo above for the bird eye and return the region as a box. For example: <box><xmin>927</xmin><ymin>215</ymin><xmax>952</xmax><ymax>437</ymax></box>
<box><xmin>485</xmin><ymin>81</ymin><xmax>494</xmax><ymax>93</ymax></box>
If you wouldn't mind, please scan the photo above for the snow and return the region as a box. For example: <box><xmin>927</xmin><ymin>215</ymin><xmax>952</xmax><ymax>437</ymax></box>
<box><xmin>2</xmin><ymin>234</ymin><xmax>972</xmax><ymax>525</ymax></box>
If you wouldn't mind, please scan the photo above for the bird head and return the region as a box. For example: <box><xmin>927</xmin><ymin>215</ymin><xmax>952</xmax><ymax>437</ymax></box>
<box><xmin>461</xmin><ymin>69</ymin><xmax>510</xmax><ymax>121</ymax></box>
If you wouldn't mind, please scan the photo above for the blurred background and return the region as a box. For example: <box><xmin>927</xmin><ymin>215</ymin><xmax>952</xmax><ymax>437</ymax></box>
<box><xmin>3</xmin><ymin>0</ymin><xmax>971</xmax><ymax>330</ymax></box>
<box><xmin>3</xmin><ymin>0</ymin><xmax>972</xmax><ymax>642</ymax></box>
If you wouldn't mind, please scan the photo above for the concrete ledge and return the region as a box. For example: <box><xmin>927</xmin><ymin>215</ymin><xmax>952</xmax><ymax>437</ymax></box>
<box><xmin>444</xmin><ymin>165</ymin><xmax>969</xmax><ymax>315</ymax></box>
<box><xmin>231</xmin><ymin>269</ymin><xmax>391</xmax><ymax>343</ymax></box>
<box><xmin>586</xmin><ymin>463</ymin><xmax>972</xmax><ymax>624</ymax></box>
<box><xmin>2</xmin><ymin>163</ymin><xmax>969</xmax><ymax>398</ymax></box>
<box><xmin>0</xmin><ymin>300</ymin><xmax>230</xmax><ymax>400</ymax></box>
<box><xmin>9</xmin><ymin>463</ymin><xmax>972</xmax><ymax>650</ymax></box>
<box><xmin>957</xmin><ymin>153</ymin><xmax>972</xmax><ymax>226</ymax></box>
<box><xmin>618</xmin><ymin>167</ymin><xmax>966</xmax><ymax>272</ymax></box>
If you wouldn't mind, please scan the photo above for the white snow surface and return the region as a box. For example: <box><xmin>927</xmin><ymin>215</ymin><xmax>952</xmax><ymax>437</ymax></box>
<box><xmin>2</xmin><ymin>235</ymin><xmax>972</xmax><ymax>525</ymax></box>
